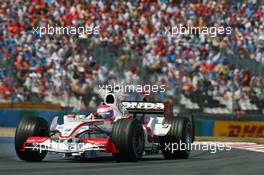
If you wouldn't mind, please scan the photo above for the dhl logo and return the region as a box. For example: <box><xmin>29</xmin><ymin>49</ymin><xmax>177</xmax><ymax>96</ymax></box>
<box><xmin>228</xmin><ymin>125</ymin><xmax>264</xmax><ymax>137</ymax></box>
<box><xmin>214</xmin><ymin>121</ymin><xmax>264</xmax><ymax>138</ymax></box>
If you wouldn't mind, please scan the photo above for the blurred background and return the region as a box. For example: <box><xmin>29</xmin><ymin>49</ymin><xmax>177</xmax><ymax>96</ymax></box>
<box><xmin>0</xmin><ymin>0</ymin><xmax>263</xmax><ymax>138</ymax></box>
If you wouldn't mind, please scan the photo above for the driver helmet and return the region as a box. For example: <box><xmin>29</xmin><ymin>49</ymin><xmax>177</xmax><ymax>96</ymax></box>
<box><xmin>96</xmin><ymin>105</ymin><xmax>113</xmax><ymax>119</ymax></box>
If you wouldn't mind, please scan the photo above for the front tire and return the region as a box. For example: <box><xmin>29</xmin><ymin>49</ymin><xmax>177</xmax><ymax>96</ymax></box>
<box><xmin>159</xmin><ymin>117</ymin><xmax>193</xmax><ymax>159</ymax></box>
<box><xmin>111</xmin><ymin>119</ymin><xmax>145</xmax><ymax>162</ymax></box>
<box><xmin>15</xmin><ymin>117</ymin><xmax>49</xmax><ymax>161</ymax></box>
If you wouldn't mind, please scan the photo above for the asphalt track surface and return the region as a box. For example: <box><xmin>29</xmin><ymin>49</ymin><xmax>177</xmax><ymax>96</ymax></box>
<box><xmin>0</xmin><ymin>142</ymin><xmax>264</xmax><ymax>175</ymax></box>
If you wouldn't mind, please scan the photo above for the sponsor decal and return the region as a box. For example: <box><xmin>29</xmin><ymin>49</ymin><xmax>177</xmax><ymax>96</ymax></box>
<box><xmin>214</xmin><ymin>121</ymin><xmax>264</xmax><ymax>137</ymax></box>
<box><xmin>122</xmin><ymin>102</ymin><xmax>164</xmax><ymax>110</ymax></box>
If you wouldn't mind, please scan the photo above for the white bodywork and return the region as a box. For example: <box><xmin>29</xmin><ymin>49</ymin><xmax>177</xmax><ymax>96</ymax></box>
<box><xmin>50</xmin><ymin>93</ymin><xmax>171</xmax><ymax>139</ymax></box>
<box><xmin>25</xmin><ymin>93</ymin><xmax>172</xmax><ymax>156</ymax></box>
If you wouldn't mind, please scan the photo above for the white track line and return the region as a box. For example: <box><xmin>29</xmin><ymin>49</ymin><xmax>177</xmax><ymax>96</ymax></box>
<box><xmin>195</xmin><ymin>141</ymin><xmax>264</xmax><ymax>153</ymax></box>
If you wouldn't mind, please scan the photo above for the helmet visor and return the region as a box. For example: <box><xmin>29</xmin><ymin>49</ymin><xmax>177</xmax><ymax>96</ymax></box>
<box><xmin>99</xmin><ymin>111</ymin><xmax>113</xmax><ymax>119</ymax></box>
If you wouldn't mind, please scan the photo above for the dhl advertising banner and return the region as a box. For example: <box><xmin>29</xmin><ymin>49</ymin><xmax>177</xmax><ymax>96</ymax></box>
<box><xmin>214</xmin><ymin>121</ymin><xmax>264</xmax><ymax>137</ymax></box>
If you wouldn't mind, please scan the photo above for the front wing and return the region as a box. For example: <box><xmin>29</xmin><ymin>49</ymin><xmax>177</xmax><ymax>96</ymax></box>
<box><xmin>22</xmin><ymin>137</ymin><xmax>118</xmax><ymax>154</ymax></box>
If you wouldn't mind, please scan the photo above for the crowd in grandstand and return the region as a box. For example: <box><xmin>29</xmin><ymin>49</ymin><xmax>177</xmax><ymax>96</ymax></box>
<box><xmin>0</xmin><ymin>0</ymin><xmax>263</xmax><ymax>112</ymax></box>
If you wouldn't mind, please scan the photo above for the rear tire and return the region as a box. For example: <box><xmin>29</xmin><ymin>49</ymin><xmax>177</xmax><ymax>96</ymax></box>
<box><xmin>159</xmin><ymin>117</ymin><xmax>193</xmax><ymax>159</ymax></box>
<box><xmin>15</xmin><ymin>117</ymin><xmax>49</xmax><ymax>161</ymax></box>
<box><xmin>112</xmin><ymin>119</ymin><xmax>144</xmax><ymax>162</ymax></box>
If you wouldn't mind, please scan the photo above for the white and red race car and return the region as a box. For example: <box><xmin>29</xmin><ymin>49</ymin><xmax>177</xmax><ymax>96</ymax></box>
<box><xmin>15</xmin><ymin>93</ymin><xmax>194</xmax><ymax>162</ymax></box>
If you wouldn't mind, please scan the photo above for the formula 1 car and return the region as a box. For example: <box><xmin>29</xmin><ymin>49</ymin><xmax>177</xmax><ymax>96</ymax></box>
<box><xmin>15</xmin><ymin>93</ymin><xmax>194</xmax><ymax>162</ymax></box>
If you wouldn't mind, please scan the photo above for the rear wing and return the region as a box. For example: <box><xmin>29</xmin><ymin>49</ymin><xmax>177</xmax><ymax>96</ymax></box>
<box><xmin>121</xmin><ymin>101</ymin><xmax>173</xmax><ymax>118</ymax></box>
<box><xmin>103</xmin><ymin>93</ymin><xmax>173</xmax><ymax>118</ymax></box>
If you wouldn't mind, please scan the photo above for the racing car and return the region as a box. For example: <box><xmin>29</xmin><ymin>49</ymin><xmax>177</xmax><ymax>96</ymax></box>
<box><xmin>15</xmin><ymin>93</ymin><xmax>194</xmax><ymax>162</ymax></box>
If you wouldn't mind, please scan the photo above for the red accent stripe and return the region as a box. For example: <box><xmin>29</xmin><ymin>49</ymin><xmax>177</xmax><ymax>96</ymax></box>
<box><xmin>81</xmin><ymin>138</ymin><xmax>118</xmax><ymax>153</ymax></box>
<box><xmin>67</xmin><ymin>114</ymin><xmax>76</xmax><ymax>118</ymax></box>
